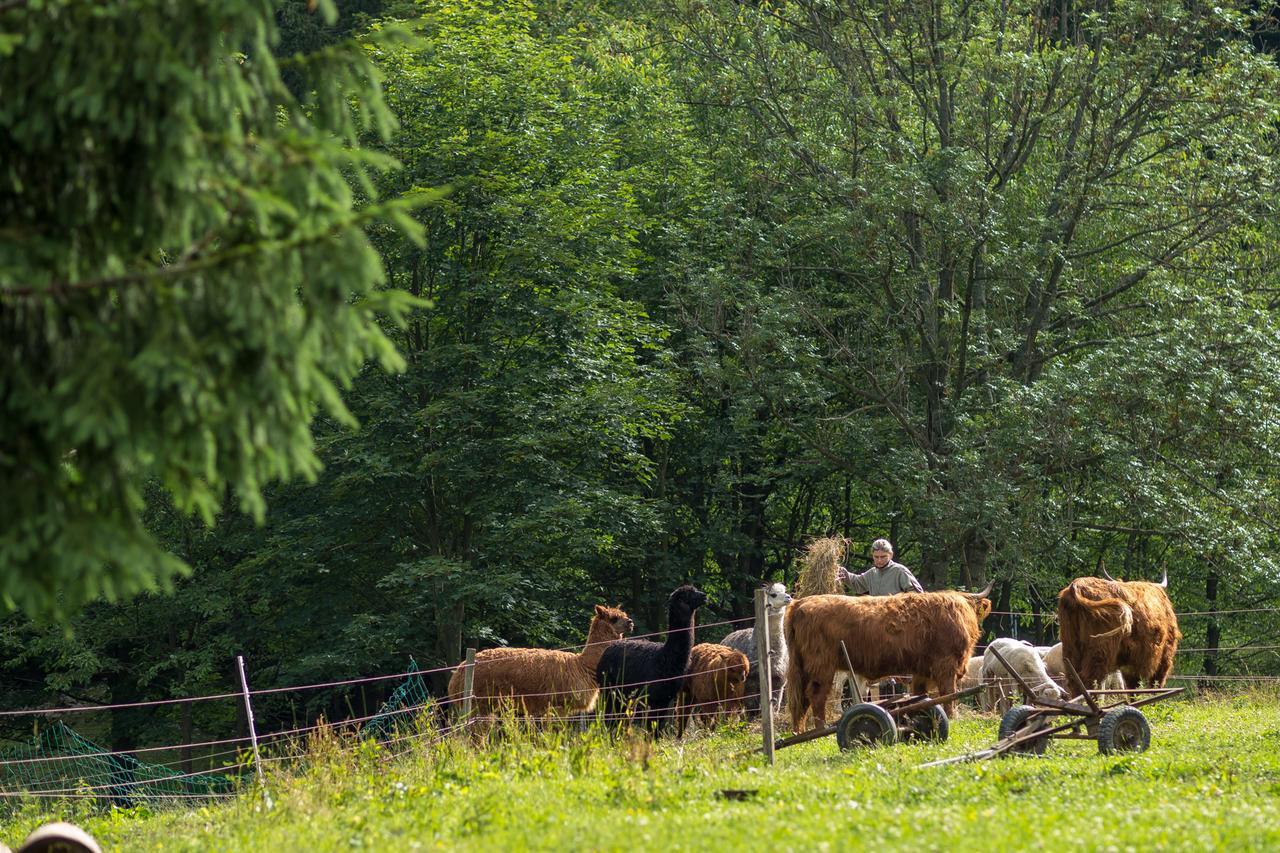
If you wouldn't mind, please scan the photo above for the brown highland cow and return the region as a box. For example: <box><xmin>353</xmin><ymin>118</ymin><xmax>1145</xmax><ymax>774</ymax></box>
<box><xmin>1057</xmin><ymin>570</ymin><xmax>1181</xmax><ymax>689</ymax></box>
<box><xmin>784</xmin><ymin>585</ymin><xmax>993</xmax><ymax>732</ymax></box>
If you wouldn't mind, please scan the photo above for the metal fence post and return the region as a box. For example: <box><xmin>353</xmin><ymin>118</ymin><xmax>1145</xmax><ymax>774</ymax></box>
<box><xmin>236</xmin><ymin>655</ymin><xmax>271</xmax><ymax>807</ymax></box>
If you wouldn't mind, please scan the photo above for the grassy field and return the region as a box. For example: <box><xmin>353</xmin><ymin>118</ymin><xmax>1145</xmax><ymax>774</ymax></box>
<box><xmin>2</xmin><ymin>690</ymin><xmax>1278</xmax><ymax>851</ymax></box>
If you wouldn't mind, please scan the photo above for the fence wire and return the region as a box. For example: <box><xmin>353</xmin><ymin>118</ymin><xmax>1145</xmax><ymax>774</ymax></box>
<box><xmin>0</xmin><ymin>603</ymin><xmax>1276</xmax><ymax>809</ymax></box>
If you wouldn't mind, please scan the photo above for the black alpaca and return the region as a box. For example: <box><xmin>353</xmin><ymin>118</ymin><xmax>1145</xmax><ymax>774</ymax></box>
<box><xmin>596</xmin><ymin>585</ymin><xmax>707</xmax><ymax>729</ymax></box>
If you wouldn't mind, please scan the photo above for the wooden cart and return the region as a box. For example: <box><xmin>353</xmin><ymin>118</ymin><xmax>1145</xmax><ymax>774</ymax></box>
<box><xmin>922</xmin><ymin>646</ymin><xmax>1184</xmax><ymax>766</ymax></box>
<box><xmin>771</xmin><ymin>682</ymin><xmax>983</xmax><ymax>753</ymax></box>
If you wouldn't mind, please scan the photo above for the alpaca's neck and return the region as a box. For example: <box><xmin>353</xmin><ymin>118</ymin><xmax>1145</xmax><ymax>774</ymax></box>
<box><xmin>660</xmin><ymin>607</ymin><xmax>695</xmax><ymax>661</ymax></box>
<box><xmin>577</xmin><ymin>618</ymin><xmax>619</xmax><ymax>670</ymax></box>
<box><xmin>767</xmin><ymin>607</ymin><xmax>786</xmax><ymax>643</ymax></box>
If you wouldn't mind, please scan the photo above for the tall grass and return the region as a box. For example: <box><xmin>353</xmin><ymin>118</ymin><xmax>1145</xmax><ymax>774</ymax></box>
<box><xmin>2</xmin><ymin>690</ymin><xmax>1278</xmax><ymax>851</ymax></box>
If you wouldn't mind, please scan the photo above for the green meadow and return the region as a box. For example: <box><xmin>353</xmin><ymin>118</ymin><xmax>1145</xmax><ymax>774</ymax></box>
<box><xmin>3</xmin><ymin>690</ymin><xmax>1278</xmax><ymax>851</ymax></box>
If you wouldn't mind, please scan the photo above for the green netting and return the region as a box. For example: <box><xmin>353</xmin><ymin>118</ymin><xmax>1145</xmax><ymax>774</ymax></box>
<box><xmin>0</xmin><ymin>721</ymin><xmax>241</xmax><ymax>807</ymax></box>
<box><xmin>361</xmin><ymin>658</ymin><xmax>429</xmax><ymax>741</ymax></box>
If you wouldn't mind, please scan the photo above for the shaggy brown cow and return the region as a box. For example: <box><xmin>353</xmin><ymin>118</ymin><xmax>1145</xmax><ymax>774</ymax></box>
<box><xmin>1057</xmin><ymin>571</ymin><xmax>1181</xmax><ymax>689</ymax></box>
<box><xmin>784</xmin><ymin>585</ymin><xmax>993</xmax><ymax>732</ymax></box>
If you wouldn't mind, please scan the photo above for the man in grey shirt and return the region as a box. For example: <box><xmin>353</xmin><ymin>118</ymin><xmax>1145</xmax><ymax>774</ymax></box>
<box><xmin>837</xmin><ymin>538</ymin><xmax>922</xmax><ymax>698</ymax></box>
<box><xmin>837</xmin><ymin>538</ymin><xmax>924</xmax><ymax>595</ymax></box>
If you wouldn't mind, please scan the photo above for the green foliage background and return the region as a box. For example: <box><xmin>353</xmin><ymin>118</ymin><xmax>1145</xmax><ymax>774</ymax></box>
<box><xmin>2</xmin><ymin>0</ymin><xmax>1280</xmax><ymax>754</ymax></box>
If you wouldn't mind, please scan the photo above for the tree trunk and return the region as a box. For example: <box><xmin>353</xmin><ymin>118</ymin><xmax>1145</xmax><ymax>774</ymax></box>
<box><xmin>735</xmin><ymin>476</ymin><xmax>770</xmax><ymax>614</ymax></box>
<box><xmin>432</xmin><ymin>594</ymin><xmax>465</xmax><ymax>695</ymax></box>
<box><xmin>1204</xmin><ymin>568</ymin><xmax>1220</xmax><ymax>678</ymax></box>
<box><xmin>959</xmin><ymin>528</ymin><xmax>990</xmax><ymax>590</ymax></box>
<box><xmin>991</xmin><ymin>579</ymin><xmax>1013</xmax><ymax>645</ymax></box>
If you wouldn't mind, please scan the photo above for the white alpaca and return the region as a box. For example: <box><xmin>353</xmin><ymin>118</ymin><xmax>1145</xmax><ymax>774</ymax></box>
<box><xmin>960</xmin><ymin>654</ymin><xmax>984</xmax><ymax>692</ymax></box>
<box><xmin>982</xmin><ymin>638</ymin><xmax>1067</xmax><ymax>712</ymax></box>
<box><xmin>722</xmin><ymin>582</ymin><xmax>791</xmax><ymax>713</ymax></box>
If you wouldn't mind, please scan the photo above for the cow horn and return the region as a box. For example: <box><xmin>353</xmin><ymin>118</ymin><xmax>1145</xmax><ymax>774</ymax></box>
<box><xmin>1158</xmin><ymin>568</ymin><xmax>1168</xmax><ymax>588</ymax></box>
<box><xmin>1101</xmin><ymin>565</ymin><xmax>1117</xmax><ymax>582</ymax></box>
<box><xmin>969</xmin><ymin>580</ymin><xmax>995</xmax><ymax>600</ymax></box>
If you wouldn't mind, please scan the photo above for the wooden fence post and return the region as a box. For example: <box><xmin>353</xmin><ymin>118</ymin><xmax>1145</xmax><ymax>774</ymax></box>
<box><xmin>461</xmin><ymin>648</ymin><xmax>476</xmax><ymax>731</ymax></box>
<box><xmin>754</xmin><ymin>588</ymin><xmax>775</xmax><ymax>765</ymax></box>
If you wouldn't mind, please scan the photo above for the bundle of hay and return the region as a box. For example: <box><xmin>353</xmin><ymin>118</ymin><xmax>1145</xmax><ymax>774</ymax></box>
<box><xmin>795</xmin><ymin>536</ymin><xmax>848</xmax><ymax>599</ymax></box>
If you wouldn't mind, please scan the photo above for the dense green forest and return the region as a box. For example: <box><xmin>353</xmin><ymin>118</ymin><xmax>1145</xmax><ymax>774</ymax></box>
<box><xmin>4</xmin><ymin>0</ymin><xmax>1280</xmax><ymax>754</ymax></box>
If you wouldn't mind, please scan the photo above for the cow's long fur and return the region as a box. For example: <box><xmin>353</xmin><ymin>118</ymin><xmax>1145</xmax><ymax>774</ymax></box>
<box><xmin>596</xmin><ymin>585</ymin><xmax>707</xmax><ymax>727</ymax></box>
<box><xmin>446</xmin><ymin>605</ymin><xmax>634</xmax><ymax>716</ymax></box>
<box><xmin>1057</xmin><ymin>576</ymin><xmax>1181</xmax><ymax>688</ymax></box>
<box><xmin>981</xmin><ymin>638</ymin><xmax>1067</xmax><ymax>711</ymax></box>
<box><xmin>785</xmin><ymin>591</ymin><xmax>991</xmax><ymax>731</ymax></box>
<box><xmin>792</xmin><ymin>539</ymin><xmax>864</xmax><ymax>713</ymax></box>
<box><xmin>720</xmin><ymin>583</ymin><xmax>791</xmax><ymax>713</ymax></box>
<box><xmin>677</xmin><ymin>643</ymin><xmax>750</xmax><ymax>730</ymax></box>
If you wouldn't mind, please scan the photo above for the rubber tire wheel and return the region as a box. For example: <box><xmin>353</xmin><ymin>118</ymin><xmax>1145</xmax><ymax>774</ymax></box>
<box><xmin>1097</xmin><ymin>705</ymin><xmax>1151</xmax><ymax>755</ymax></box>
<box><xmin>835</xmin><ymin>703</ymin><xmax>898</xmax><ymax>750</ymax></box>
<box><xmin>900</xmin><ymin>704</ymin><xmax>950</xmax><ymax>743</ymax></box>
<box><xmin>999</xmin><ymin>705</ymin><xmax>1050</xmax><ymax>756</ymax></box>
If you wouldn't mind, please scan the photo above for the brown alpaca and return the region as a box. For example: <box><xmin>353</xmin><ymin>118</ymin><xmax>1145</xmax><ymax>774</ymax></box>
<box><xmin>677</xmin><ymin>643</ymin><xmax>750</xmax><ymax>731</ymax></box>
<box><xmin>785</xmin><ymin>587</ymin><xmax>992</xmax><ymax>732</ymax></box>
<box><xmin>446</xmin><ymin>605</ymin><xmax>633</xmax><ymax>717</ymax></box>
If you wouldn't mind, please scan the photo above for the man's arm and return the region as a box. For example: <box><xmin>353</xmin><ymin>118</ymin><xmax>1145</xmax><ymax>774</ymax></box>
<box><xmin>845</xmin><ymin>569</ymin><xmax>873</xmax><ymax>595</ymax></box>
<box><xmin>899</xmin><ymin>567</ymin><xmax>924</xmax><ymax>593</ymax></box>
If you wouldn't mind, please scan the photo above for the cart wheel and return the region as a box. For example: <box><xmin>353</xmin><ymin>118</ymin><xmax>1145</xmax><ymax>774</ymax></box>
<box><xmin>1097</xmin><ymin>706</ymin><xmax>1150</xmax><ymax>755</ymax></box>
<box><xmin>999</xmin><ymin>705</ymin><xmax>1050</xmax><ymax>756</ymax></box>
<box><xmin>835</xmin><ymin>703</ymin><xmax>898</xmax><ymax>750</ymax></box>
<box><xmin>900</xmin><ymin>704</ymin><xmax>950</xmax><ymax>743</ymax></box>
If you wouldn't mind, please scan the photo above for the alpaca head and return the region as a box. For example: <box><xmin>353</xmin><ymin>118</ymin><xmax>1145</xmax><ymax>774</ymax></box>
<box><xmin>668</xmin><ymin>584</ymin><xmax>708</xmax><ymax>622</ymax></box>
<box><xmin>727</xmin><ymin>656</ymin><xmax>749</xmax><ymax>700</ymax></box>
<box><xmin>764</xmin><ymin>582</ymin><xmax>792</xmax><ymax>613</ymax></box>
<box><xmin>593</xmin><ymin>604</ymin><xmax>635</xmax><ymax>638</ymax></box>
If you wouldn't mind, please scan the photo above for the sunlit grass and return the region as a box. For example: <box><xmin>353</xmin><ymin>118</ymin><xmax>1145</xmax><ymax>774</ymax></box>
<box><xmin>2</xmin><ymin>690</ymin><xmax>1278</xmax><ymax>851</ymax></box>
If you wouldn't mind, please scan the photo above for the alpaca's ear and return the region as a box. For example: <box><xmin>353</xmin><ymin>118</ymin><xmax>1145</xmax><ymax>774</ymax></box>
<box><xmin>594</xmin><ymin>604</ymin><xmax>606</xmax><ymax>615</ymax></box>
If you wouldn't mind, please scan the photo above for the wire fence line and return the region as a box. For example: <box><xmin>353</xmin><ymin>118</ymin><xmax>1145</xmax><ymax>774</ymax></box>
<box><xmin>1165</xmin><ymin>673</ymin><xmax>1280</xmax><ymax>682</ymax></box>
<box><xmin>19</xmin><ymin>660</ymin><xmax>1276</xmax><ymax>802</ymax></box>
<box><xmin>2</xmin><ymin>606</ymin><xmax>1275</xmax><ymax>721</ymax></box>
<box><xmin>0</xmin><ymin>789</ymin><xmax>239</xmax><ymax>801</ymax></box>
<box><xmin>0</xmin><ymin>614</ymin><xmax>762</xmax><ymax>721</ymax></box>
<box><xmin>1</xmin><ymin>603</ymin><xmax>1276</xmax><ymax>809</ymax></box>
<box><xmin>987</xmin><ymin>606</ymin><xmax>1280</xmax><ymax>620</ymax></box>
<box><xmin>0</xmin><ymin>630</ymin><xmax>1272</xmax><ymax>724</ymax></box>
<box><xmin>0</xmin><ymin>732</ymin><xmax>256</xmax><ymax>768</ymax></box>
<box><xmin>971</xmin><ymin>641</ymin><xmax>1280</xmax><ymax>657</ymax></box>
<box><xmin>0</xmin><ymin>658</ymin><xmax>765</xmax><ymax>802</ymax></box>
<box><xmin>2</xmin><ymin>659</ymin><xmax>1276</xmax><ymax>808</ymax></box>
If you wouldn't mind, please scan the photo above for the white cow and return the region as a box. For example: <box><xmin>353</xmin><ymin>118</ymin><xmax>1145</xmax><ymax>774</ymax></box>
<box><xmin>983</xmin><ymin>638</ymin><xmax>1067</xmax><ymax>712</ymax></box>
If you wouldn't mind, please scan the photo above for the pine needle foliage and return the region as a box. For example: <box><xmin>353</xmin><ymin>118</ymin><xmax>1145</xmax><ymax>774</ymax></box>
<box><xmin>0</xmin><ymin>0</ymin><xmax>431</xmax><ymax>619</ymax></box>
